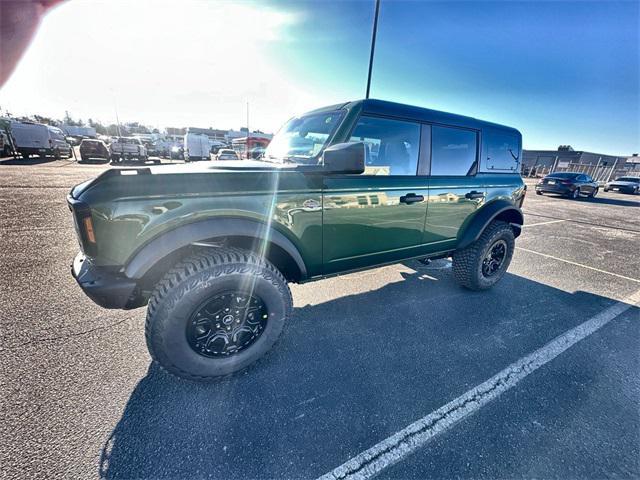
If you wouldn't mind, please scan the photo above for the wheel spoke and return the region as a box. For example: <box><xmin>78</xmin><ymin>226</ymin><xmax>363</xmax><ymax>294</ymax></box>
<box><xmin>186</xmin><ymin>291</ymin><xmax>268</xmax><ymax>358</ymax></box>
<box><xmin>482</xmin><ymin>239</ymin><xmax>508</xmax><ymax>278</ymax></box>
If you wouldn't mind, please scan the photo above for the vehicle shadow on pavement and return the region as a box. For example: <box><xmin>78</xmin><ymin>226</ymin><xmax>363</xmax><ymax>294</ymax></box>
<box><xmin>0</xmin><ymin>156</ymin><xmax>60</xmax><ymax>166</ymax></box>
<box><xmin>98</xmin><ymin>263</ymin><xmax>637</xmax><ymax>479</ymax></box>
<box><xmin>540</xmin><ymin>194</ymin><xmax>639</xmax><ymax>208</ymax></box>
<box><xmin>586</xmin><ymin>196</ymin><xmax>640</xmax><ymax>208</ymax></box>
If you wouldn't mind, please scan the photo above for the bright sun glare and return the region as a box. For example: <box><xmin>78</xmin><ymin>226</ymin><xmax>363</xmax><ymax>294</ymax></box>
<box><xmin>0</xmin><ymin>0</ymin><xmax>320</xmax><ymax>132</ymax></box>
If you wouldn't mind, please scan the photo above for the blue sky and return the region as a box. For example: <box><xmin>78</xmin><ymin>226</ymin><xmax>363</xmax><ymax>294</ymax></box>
<box><xmin>0</xmin><ymin>0</ymin><xmax>637</xmax><ymax>154</ymax></box>
<box><xmin>270</xmin><ymin>0</ymin><xmax>639</xmax><ymax>154</ymax></box>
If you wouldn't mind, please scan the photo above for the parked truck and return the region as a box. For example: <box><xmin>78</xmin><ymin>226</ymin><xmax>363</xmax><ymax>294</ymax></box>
<box><xmin>109</xmin><ymin>137</ymin><xmax>148</xmax><ymax>164</ymax></box>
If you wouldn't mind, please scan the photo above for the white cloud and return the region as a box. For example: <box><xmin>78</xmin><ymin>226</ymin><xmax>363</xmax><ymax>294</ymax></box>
<box><xmin>0</xmin><ymin>0</ymin><xmax>321</xmax><ymax>132</ymax></box>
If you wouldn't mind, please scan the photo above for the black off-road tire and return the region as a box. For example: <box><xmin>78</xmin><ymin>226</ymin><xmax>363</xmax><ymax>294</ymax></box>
<box><xmin>452</xmin><ymin>221</ymin><xmax>515</xmax><ymax>291</ymax></box>
<box><xmin>145</xmin><ymin>248</ymin><xmax>292</xmax><ymax>382</ymax></box>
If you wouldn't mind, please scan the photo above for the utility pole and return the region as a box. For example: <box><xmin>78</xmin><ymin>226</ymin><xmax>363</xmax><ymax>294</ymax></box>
<box><xmin>365</xmin><ymin>0</ymin><xmax>381</xmax><ymax>99</ymax></box>
<box><xmin>246</xmin><ymin>101</ymin><xmax>250</xmax><ymax>159</ymax></box>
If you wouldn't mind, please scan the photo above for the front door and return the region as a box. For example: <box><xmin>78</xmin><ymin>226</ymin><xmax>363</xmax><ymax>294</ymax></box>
<box><xmin>322</xmin><ymin>116</ymin><xmax>429</xmax><ymax>274</ymax></box>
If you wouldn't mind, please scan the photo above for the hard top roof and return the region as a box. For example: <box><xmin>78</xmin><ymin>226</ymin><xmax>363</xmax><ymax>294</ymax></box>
<box><xmin>303</xmin><ymin>99</ymin><xmax>519</xmax><ymax>135</ymax></box>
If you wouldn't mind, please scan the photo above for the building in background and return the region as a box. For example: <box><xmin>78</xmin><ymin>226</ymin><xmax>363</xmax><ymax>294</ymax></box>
<box><xmin>522</xmin><ymin>146</ymin><xmax>639</xmax><ymax>180</ymax></box>
<box><xmin>523</xmin><ymin>146</ymin><xmax>625</xmax><ymax>171</ymax></box>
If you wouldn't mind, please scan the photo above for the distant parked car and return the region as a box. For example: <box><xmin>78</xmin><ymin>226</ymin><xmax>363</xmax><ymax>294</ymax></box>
<box><xmin>249</xmin><ymin>146</ymin><xmax>266</xmax><ymax>159</ymax></box>
<box><xmin>109</xmin><ymin>137</ymin><xmax>148</xmax><ymax>164</ymax></box>
<box><xmin>170</xmin><ymin>145</ymin><xmax>184</xmax><ymax>160</ymax></box>
<box><xmin>535</xmin><ymin>172</ymin><xmax>599</xmax><ymax>199</ymax></box>
<box><xmin>603</xmin><ymin>176</ymin><xmax>640</xmax><ymax>195</ymax></box>
<box><xmin>79</xmin><ymin>139</ymin><xmax>110</xmax><ymax>163</ymax></box>
<box><xmin>216</xmin><ymin>149</ymin><xmax>240</xmax><ymax>160</ymax></box>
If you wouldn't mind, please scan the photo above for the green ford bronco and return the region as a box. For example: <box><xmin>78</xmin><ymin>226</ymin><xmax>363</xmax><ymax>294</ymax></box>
<box><xmin>69</xmin><ymin>99</ymin><xmax>525</xmax><ymax>381</ymax></box>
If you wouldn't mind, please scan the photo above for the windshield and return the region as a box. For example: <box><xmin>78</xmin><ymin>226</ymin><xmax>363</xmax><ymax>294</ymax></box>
<box><xmin>615</xmin><ymin>177</ymin><xmax>640</xmax><ymax>182</ymax></box>
<box><xmin>263</xmin><ymin>110</ymin><xmax>344</xmax><ymax>164</ymax></box>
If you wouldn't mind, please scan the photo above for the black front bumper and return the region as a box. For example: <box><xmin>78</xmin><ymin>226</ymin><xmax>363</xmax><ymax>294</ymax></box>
<box><xmin>72</xmin><ymin>253</ymin><xmax>138</xmax><ymax>309</ymax></box>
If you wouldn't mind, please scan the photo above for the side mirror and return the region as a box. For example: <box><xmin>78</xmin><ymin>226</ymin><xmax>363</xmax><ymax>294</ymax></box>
<box><xmin>322</xmin><ymin>142</ymin><xmax>365</xmax><ymax>174</ymax></box>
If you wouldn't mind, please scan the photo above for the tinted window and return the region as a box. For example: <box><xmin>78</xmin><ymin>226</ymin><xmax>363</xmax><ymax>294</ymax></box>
<box><xmin>486</xmin><ymin>130</ymin><xmax>520</xmax><ymax>171</ymax></box>
<box><xmin>431</xmin><ymin>126</ymin><xmax>477</xmax><ymax>176</ymax></box>
<box><xmin>349</xmin><ymin>116</ymin><xmax>420</xmax><ymax>175</ymax></box>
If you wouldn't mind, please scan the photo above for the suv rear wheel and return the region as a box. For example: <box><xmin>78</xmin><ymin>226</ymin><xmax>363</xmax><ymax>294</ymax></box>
<box><xmin>145</xmin><ymin>248</ymin><xmax>292</xmax><ymax>382</ymax></box>
<box><xmin>452</xmin><ymin>221</ymin><xmax>515</xmax><ymax>291</ymax></box>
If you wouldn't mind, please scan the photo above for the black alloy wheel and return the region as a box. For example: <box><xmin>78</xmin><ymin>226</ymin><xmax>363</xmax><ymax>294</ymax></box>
<box><xmin>186</xmin><ymin>292</ymin><xmax>268</xmax><ymax>358</ymax></box>
<box><xmin>481</xmin><ymin>239</ymin><xmax>508</xmax><ymax>278</ymax></box>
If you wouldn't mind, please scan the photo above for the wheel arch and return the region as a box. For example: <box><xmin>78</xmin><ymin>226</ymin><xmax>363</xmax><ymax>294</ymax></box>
<box><xmin>124</xmin><ymin>217</ymin><xmax>308</xmax><ymax>288</ymax></box>
<box><xmin>457</xmin><ymin>200</ymin><xmax>523</xmax><ymax>250</ymax></box>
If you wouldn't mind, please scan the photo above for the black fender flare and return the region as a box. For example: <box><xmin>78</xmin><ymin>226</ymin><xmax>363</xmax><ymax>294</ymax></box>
<box><xmin>457</xmin><ymin>200</ymin><xmax>524</xmax><ymax>249</ymax></box>
<box><xmin>124</xmin><ymin>218</ymin><xmax>308</xmax><ymax>280</ymax></box>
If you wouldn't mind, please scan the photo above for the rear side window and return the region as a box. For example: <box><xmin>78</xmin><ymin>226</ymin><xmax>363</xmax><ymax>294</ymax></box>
<box><xmin>485</xmin><ymin>129</ymin><xmax>520</xmax><ymax>171</ymax></box>
<box><xmin>349</xmin><ymin>116</ymin><xmax>420</xmax><ymax>175</ymax></box>
<box><xmin>431</xmin><ymin>126</ymin><xmax>477</xmax><ymax>176</ymax></box>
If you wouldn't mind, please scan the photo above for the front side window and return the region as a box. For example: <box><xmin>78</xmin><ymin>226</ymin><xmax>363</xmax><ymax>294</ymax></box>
<box><xmin>349</xmin><ymin>116</ymin><xmax>420</xmax><ymax>175</ymax></box>
<box><xmin>431</xmin><ymin>126</ymin><xmax>477</xmax><ymax>176</ymax></box>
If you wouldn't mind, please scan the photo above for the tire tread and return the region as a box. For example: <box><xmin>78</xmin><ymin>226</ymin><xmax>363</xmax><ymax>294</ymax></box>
<box><xmin>145</xmin><ymin>247</ymin><xmax>292</xmax><ymax>382</ymax></box>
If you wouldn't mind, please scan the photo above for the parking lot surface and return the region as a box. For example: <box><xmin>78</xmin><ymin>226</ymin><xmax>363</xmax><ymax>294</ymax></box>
<box><xmin>1</xmin><ymin>158</ymin><xmax>639</xmax><ymax>479</ymax></box>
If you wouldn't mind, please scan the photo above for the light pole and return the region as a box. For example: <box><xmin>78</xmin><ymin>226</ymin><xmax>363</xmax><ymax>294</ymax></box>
<box><xmin>365</xmin><ymin>0</ymin><xmax>381</xmax><ymax>99</ymax></box>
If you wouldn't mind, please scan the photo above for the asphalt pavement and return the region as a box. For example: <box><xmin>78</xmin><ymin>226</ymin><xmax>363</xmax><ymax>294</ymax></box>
<box><xmin>1</xmin><ymin>158</ymin><xmax>638</xmax><ymax>479</ymax></box>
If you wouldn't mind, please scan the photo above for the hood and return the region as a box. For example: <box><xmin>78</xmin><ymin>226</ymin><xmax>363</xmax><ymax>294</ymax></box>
<box><xmin>70</xmin><ymin>160</ymin><xmax>322</xmax><ymax>202</ymax></box>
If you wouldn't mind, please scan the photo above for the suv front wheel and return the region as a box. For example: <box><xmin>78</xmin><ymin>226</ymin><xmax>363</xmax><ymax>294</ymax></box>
<box><xmin>452</xmin><ymin>221</ymin><xmax>515</xmax><ymax>291</ymax></box>
<box><xmin>145</xmin><ymin>248</ymin><xmax>292</xmax><ymax>382</ymax></box>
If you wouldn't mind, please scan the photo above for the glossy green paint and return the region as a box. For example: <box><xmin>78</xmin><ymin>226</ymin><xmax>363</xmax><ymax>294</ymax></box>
<box><xmin>422</xmin><ymin>175</ymin><xmax>486</xmax><ymax>249</ymax></box>
<box><xmin>322</xmin><ymin>175</ymin><xmax>429</xmax><ymax>274</ymax></box>
<box><xmin>72</xmin><ymin>99</ymin><xmax>525</xmax><ymax>285</ymax></box>
<box><xmin>78</xmin><ymin>166</ymin><xmax>324</xmax><ymax>276</ymax></box>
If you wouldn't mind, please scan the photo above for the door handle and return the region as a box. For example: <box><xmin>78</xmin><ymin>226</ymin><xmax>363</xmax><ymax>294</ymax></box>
<box><xmin>465</xmin><ymin>191</ymin><xmax>485</xmax><ymax>200</ymax></box>
<box><xmin>399</xmin><ymin>193</ymin><xmax>424</xmax><ymax>204</ymax></box>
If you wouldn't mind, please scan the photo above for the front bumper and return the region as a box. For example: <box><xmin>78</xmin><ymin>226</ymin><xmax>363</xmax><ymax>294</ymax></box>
<box><xmin>72</xmin><ymin>253</ymin><xmax>138</xmax><ymax>309</ymax></box>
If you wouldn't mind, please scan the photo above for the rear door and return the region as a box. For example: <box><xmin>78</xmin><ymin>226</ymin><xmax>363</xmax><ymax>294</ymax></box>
<box><xmin>322</xmin><ymin>115</ymin><xmax>430</xmax><ymax>274</ymax></box>
<box><xmin>423</xmin><ymin>125</ymin><xmax>485</xmax><ymax>250</ymax></box>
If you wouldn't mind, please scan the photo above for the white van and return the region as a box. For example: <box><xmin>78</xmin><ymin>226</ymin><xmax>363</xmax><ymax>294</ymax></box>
<box><xmin>184</xmin><ymin>133</ymin><xmax>212</xmax><ymax>161</ymax></box>
<box><xmin>47</xmin><ymin>126</ymin><xmax>73</xmax><ymax>158</ymax></box>
<box><xmin>11</xmin><ymin>121</ymin><xmax>72</xmax><ymax>159</ymax></box>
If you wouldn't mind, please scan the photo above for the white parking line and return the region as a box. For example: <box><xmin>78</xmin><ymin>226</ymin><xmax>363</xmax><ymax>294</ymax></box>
<box><xmin>523</xmin><ymin>219</ymin><xmax>566</xmax><ymax>228</ymax></box>
<box><xmin>516</xmin><ymin>247</ymin><xmax>640</xmax><ymax>284</ymax></box>
<box><xmin>318</xmin><ymin>288</ymin><xmax>640</xmax><ymax>480</ymax></box>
